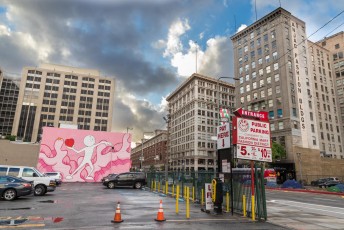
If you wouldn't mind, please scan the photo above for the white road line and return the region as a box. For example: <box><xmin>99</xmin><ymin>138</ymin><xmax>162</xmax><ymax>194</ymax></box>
<box><xmin>313</xmin><ymin>197</ymin><xmax>338</xmax><ymax>202</ymax></box>
<box><xmin>269</xmin><ymin>200</ymin><xmax>344</xmax><ymax>215</ymax></box>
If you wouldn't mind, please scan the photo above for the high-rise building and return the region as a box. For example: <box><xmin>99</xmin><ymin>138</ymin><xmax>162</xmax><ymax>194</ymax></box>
<box><xmin>308</xmin><ymin>41</ymin><xmax>343</xmax><ymax>159</ymax></box>
<box><xmin>316</xmin><ymin>32</ymin><xmax>344</xmax><ymax>158</ymax></box>
<box><xmin>0</xmin><ymin>69</ymin><xmax>20</xmax><ymax>137</ymax></box>
<box><xmin>12</xmin><ymin>63</ymin><xmax>115</xmax><ymax>142</ymax></box>
<box><xmin>230</xmin><ymin>7</ymin><xmax>344</xmax><ymax>163</ymax></box>
<box><xmin>166</xmin><ymin>73</ymin><xmax>235</xmax><ymax>172</ymax></box>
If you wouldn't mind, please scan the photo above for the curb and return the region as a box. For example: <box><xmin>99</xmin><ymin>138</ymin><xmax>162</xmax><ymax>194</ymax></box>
<box><xmin>266</xmin><ymin>187</ymin><xmax>344</xmax><ymax>196</ymax></box>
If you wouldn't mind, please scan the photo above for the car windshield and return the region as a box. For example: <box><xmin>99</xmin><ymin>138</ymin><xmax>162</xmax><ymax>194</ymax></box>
<box><xmin>33</xmin><ymin>168</ymin><xmax>44</xmax><ymax>177</ymax></box>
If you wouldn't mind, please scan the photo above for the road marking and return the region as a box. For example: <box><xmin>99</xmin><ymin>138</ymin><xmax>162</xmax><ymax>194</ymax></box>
<box><xmin>0</xmin><ymin>224</ymin><xmax>45</xmax><ymax>229</ymax></box>
<box><xmin>270</xmin><ymin>200</ymin><xmax>344</xmax><ymax>215</ymax></box>
<box><xmin>313</xmin><ymin>197</ymin><xmax>337</xmax><ymax>201</ymax></box>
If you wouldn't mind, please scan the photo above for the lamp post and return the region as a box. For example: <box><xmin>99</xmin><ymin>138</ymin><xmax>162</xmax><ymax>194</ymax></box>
<box><xmin>215</xmin><ymin>77</ymin><xmax>239</xmax><ymax>177</ymax></box>
<box><xmin>296</xmin><ymin>152</ymin><xmax>303</xmax><ymax>185</ymax></box>
<box><xmin>163</xmin><ymin>115</ymin><xmax>171</xmax><ymax>181</ymax></box>
<box><xmin>140</xmin><ymin>131</ymin><xmax>154</xmax><ymax>171</ymax></box>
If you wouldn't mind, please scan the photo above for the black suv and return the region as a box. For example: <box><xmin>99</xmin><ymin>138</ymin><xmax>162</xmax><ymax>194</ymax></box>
<box><xmin>103</xmin><ymin>172</ymin><xmax>146</xmax><ymax>189</ymax></box>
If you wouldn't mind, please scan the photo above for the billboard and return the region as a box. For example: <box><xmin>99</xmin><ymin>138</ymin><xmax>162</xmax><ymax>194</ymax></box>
<box><xmin>232</xmin><ymin>117</ymin><xmax>272</xmax><ymax>162</ymax></box>
<box><xmin>37</xmin><ymin>127</ymin><xmax>132</xmax><ymax>182</ymax></box>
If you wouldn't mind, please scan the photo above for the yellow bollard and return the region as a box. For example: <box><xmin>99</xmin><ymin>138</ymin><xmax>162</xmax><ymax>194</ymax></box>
<box><xmin>201</xmin><ymin>189</ymin><xmax>204</xmax><ymax>206</ymax></box>
<box><xmin>186</xmin><ymin>187</ymin><xmax>190</xmax><ymax>219</ymax></box>
<box><xmin>172</xmin><ymin>184</ymin><xmax>175</xmax><ymax>197</ymax></box>
<box><xmin>243</xmin><ymin>195</ymin><xmax>246</xmax><ymax>217</ymax></box>
<box><xmin>154</xmin><ymin>181</ymin><xmax>157</xmax><ymax>192</ymax></box>
<box><xmin>176</xmin><ymin>185</ymin><xmax>179</xmax><ymax>214</ymax></box>
<box><xmin>226</xmin><ymin>192</ymin><xmax>230</xmax><ymax>212</ymax></box>
<box><xmin>252</xmin><ymin>195</ymin><xmax>255</xmax><ymax>221</ymax></box>
<box><xmin>192</xmin><ymin>186</ymin><xmax>195</xmax><ymax>202</ymax></box>
<box><xmin>166</xmin><ymin>181</ymin><xmax>168</xmax><ymax>195</ymax></box>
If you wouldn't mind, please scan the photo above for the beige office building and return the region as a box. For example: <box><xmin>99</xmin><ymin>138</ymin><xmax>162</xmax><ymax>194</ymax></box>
<box><xmin>308</xmin><ymin>41</ymin><xmax>343</xmax><ymax>159</ymax></box>
<box><xmin>12</xmin><ymin>63</ymin><xmax>115</xmax><ymax>142</ymax></box>
<box><xmin>166</xmin><ymin>73</ymin><xmax>235</xmax><ymax>172</ymax></box>
<box><xmin>230</xmin><ymin>7</ymin><xmax>344</xmax><ymax>162</ymax></box>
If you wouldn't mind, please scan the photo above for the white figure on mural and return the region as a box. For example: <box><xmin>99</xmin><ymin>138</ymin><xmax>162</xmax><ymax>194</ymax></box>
<box><xmin>65</xmin><ymin>135</ymin><xmax>112</xmax><ymax>180</ymax></box>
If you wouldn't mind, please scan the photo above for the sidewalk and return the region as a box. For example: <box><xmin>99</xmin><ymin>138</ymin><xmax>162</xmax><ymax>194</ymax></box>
<box><xmin>266</xmin><ymin>186</ymin><xmax>344</xmax><ymax>196</ymax></box>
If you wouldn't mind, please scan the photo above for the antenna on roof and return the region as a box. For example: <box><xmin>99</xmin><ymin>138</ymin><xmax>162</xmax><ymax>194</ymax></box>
<box><xmin>255</xmin><ymin>0</ymin><xmax>257</xmax><ymax>21</ymax></box>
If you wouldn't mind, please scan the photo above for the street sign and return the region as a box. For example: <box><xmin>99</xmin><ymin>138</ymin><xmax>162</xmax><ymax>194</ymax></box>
<box><xmin>236</xmin><ymin>144</ymin><xmax>272</xmax><ymax>162</ymax></box>
<box><xmin>217</xmin><ymin>123</ymin><xmax>230</xmax><ymax>149</ymax></box>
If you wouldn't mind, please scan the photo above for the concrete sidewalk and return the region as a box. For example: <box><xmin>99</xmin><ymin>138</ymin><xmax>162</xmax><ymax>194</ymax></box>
<box><xmin>266</xmin><ymin>186</ymin><xmax>344</xmax><ymax>196</ymax></box>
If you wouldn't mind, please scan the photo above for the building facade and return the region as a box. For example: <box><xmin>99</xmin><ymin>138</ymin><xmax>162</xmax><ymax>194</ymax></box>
<box><xmin>166</xmin><ymin>73</ymin><xmax>235</xmax><ymax>172</ymax></box>
<box><xmin>131</xmin><ymin>130</ymin><xmax>167</xmax><ymax>171</ymax></box>
<box><xmin>230</xmin><ymin>7</ymin><xmax>344</xmax><ymax>163</ymax></box>
<box><xmin>308</xmin><ymin>41</ymin><xmax>344</xmax><ymax>159</ymax></box>
<box><xmin>11</xmin><ymin>63</ymin><xmax>115</xmax><ymax>142</ymax></box>
<box><xmin>317</xmin><ymin>32</ymin><xmax>344</xmax><ymax>158</ymax></box>
<box><xmin>0</xmin><ymin>69</ymin><xmax>20</xmax><ymax>137</ymax></box>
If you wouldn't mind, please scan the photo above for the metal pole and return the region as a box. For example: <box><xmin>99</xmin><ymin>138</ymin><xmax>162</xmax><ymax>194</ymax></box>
<box><xmin>140</xmin><ymin>138</ymin><xmax>143</xmax><ymax>170</ymax></box>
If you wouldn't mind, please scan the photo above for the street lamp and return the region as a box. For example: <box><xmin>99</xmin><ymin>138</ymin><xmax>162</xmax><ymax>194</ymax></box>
<box><xmin>215</xmin><ymin>76</ymin><xmax>239</xmax><ymax>177</ymax></box>
<box><xmin>296</xmin><ymin>152</ymin><xmax>303</xmax><ymax>185</ymax></box>
<box><xmin>163</xmin><ymin>115</ymin><xmax>171</xmax><ymax>181</ymax></box>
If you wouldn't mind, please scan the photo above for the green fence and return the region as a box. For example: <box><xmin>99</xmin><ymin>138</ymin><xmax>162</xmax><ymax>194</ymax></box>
<box><xmin>146</xmin><ymin>166</ymin><xmax>267</xmax><ymax>220</ymax></box>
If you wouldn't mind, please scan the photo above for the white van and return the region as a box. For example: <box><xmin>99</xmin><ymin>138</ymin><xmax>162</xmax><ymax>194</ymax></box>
<box><xmin>0</xmin><ymin>165</ymin><xmax>56</xmax><ymax>196</ymax></box>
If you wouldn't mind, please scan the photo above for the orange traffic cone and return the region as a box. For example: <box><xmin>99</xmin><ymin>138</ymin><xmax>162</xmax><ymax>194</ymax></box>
<box><xmin>155</xmin><ymin>200</ymin><xmax>166</xmax><ymax>222</ymax></box>
<box><xmin>111</xmin><ymin>202</ymin><xmax>124</xmax><ymax>223</ymax></box>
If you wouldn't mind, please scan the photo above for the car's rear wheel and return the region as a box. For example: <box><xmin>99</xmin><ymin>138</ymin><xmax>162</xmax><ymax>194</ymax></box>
<box><xmin>134</xmin><ymin>182</ymin><xmax>142</xmax><ymax>189</ymax></box>
<box><xmin>3</xmin><ymin>189</ymin><xmax>17</xmax><ymax>201</ymax></box>
<box><xmin>34</xmin><ymin>185</ymin><xmax>46</xmax><ymax>196</ymax></box>
<box><xmin>107</xmin><ymin>182</ymin><xmax>115</xmax><ymax>189</ymax></box>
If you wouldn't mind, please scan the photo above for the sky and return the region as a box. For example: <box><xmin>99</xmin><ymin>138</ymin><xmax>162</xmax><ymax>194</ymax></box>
<box><xmin>0</xmin><ymin>0</ymin><xmax>344</xmax><ymax>144</ymax></box>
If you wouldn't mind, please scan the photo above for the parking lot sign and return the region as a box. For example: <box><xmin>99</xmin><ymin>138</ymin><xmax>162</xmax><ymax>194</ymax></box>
<box><xmin>217</xmin><ymin>123</ymin><xmax>230</xmax><ymax>149</ymax></box>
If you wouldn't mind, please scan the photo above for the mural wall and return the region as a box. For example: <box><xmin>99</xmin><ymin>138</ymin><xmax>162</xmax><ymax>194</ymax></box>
<box><xmin>37</xmin><ymin>127</ymin><xmax>131</xmax><ymax>182</ymax></box>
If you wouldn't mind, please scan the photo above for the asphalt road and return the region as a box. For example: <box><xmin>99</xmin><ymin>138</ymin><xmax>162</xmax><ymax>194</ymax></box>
<box><xmin>266</xmin><ymin>189</ymin><xmax>344</xmax><ymax>230</ymax></box>
<box><xmin>0</xmin><ymin>183</ymin><xmax>287</xmax><ymax>229</ymax></box>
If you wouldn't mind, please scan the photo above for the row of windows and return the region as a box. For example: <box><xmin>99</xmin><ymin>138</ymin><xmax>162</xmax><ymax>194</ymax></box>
<box><xmin>239</xmin><ymin>73</ymin><xmax>280</xmax><ymax>93</ymax></box>
<box><xmin>25</xmin><ymin>83</ymin><xmax>40</xmax><ymax>89</ymax></box>
<box><xmin>239</xmin><ymin>53</ymin><xmax>278</xmax><ymax>74</ymax></box>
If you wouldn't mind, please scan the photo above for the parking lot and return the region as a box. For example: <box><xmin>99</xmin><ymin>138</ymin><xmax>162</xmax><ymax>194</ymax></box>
<box><xmin>0</xmin><ymin>183</ymin><xmax>287</xmax><ymax>229</ymax></box>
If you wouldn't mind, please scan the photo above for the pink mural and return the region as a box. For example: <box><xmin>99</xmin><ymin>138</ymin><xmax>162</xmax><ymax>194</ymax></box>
<box><xmin>37</xmin><ymin>127</ymin><xmax>132</xmax><ymax>182</ymax></box>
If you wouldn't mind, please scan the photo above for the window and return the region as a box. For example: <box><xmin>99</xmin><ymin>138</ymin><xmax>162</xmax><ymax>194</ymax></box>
<box><xmin>252</xmin><ymin>72</ymin><xmax>256</xmax><ymax>78</ymax></box>
<box><xmin>250</xmin><ymin>41</ymin><xmax>254</xmax><ymax>49</ymax></box>
<box><xmin>276</xmin><ymin>85</ymin><xmax>281</xmax><ymax>94</ymax></box>
<box><xmin>240</xmin><ymin>87</ymin><xmax>244</xmax><ymax>93</ymax></box>
<box><xmin>274</xmin><ymin>63</ymin><xmax>279</xmax><ymax>70</ymax></box>
<box><xmin>266</xmin><ymin>66</ymin><xmax>271</xmax><ymax>73</ymax></box>
<box><xmin>245</xmin><ymin>74</ymin><xmax>249</xmax><ymax>81</ymax></box>
<box><xmin>245</xmin><ymin>64</ymin><xmax>249</xmax><ymax>72</ymax></box>
<box><xmin>253</xmin><ymin>92</ymin><xmax>258</xmax><ymax>99</ymax></box>
<box><xmin>260</xmin><ymin>90</ymin><xmax>265</xmax><ymax>98</ymax></box>
<box><xmin>277</xmin><ymin>109</ymin><xmax>283</xmax><ymax>118</ymax></box>
<box><xmin>271</xmin><ymin>30</ymin><xmax>275</xmax><ymax>39</ymax></box>
<box><xmin>258</xmin><ymin>58</ymin><xmax>263</xmax><ymax>65</ymax></box>
<box><xmin>268</xmin><ymin>99</ymin><xmax>273</xmax><ymax>107</ymax></box>
<box><xmin>278</xmin><ymin>121</ymin><xmax>284</xmax><ymax>129</ymax></box>
<box><xmin>240</xmin><ymin>77</ymin><xmax>244</xmax><ymax>83</ymax></box>
<box><xmin>259</xmin><ymin>69</ymin><xmax>263</xmax><ymax>76</ymax></box>
<box><xmin>269</xmin><ymin>111</ymin><xmax>274</xmax><ymax>119</ymax></box>
<box><xmin>250</xmin><ymin>51</ymin><xmax>255</xmax><ymax>58</ymax></box>
<box><xmin>263</xmin><ymin>34</ymin><xmax>268</xmax><ymax>42</ymax></box>
<box><xmin>260</xmin><ymin>79</ymin><xmax>264</xmax><ymax>87</ymax></box>
<box><xmin>8</xmin><ymin>168</ymin><xmax>20</xmax><ymax>177</ymax></box>
<box><xmin>246</xmin><ymin>84</ymin><xmax>250</xmax><ymax>92</ymax></box>
<box><xmin>270</xmin><ymin>123</ymin><xmax>275</xmax><ymax>131</ymax></box>
<box><xmin>253</xmin><ymin>81</ymin><xmax>257</xmax><ymax>89</ymax></box>
<box><xmin>244</xmin><ymin>46</ymin><xmax>248</xmax><ymax>52</ymax></box>
<box><xmin>250</xmin><ymin>32</ymin><xmax>254</xmax><ymax>39</ymax></box>
<box><xmin>268</xmin><ymin>88</ymin><xmax>272</xmax><ymax>96</ymax></box>
<box><xmin>267</xmin><ymin>76</ymin><xmax>271</xmax><ymax>84</ymax></box>
<box><xmin>258</xmin><ymin>48</ymin><xmax>262</xmax><ymax>55</ymax></box>
<box><xmin>22</xmin><ymin>168</ymin><xmax>35</xmax><ymax>177</ymax></box>
<box><xmin>252</xmin><ymin>61</ymin><xmax>256</xmax><ymax>69</ymax></box>
<box><xmin>274</xmin><ymin>74</ymin><xmax>280</xmax><ymax>82</ymax></box>
<box><xmin>272</xmin><ymin>40</ymin><xmax>277</xmax><ymax>49</ymax></box>
<box><xmin>264</xmin><ymin>44</ymin><xmax>269</xmax><ymax>53</ymax></box>
<box><xmin>335</xmin><ymin>44</ymin><xmax>340</xmax><ymax>49</ymax></box>
<box><xmin>238</xmin><ymin>48</ymin><xmax>243</xmax><ymax>56</ymax></box>
<box><xmin>238</xmin><ymin>58</ymin><xmax>243</xmax><ymax>65</ymax></box>
<box><xmin>273</xmin><ymin>52</ymin><xmax>277</xmax><ymax>60</ymax></box>
<box><xmin>265</xmin><ymin>55</ymin><xmax>270</xmax><ymax>63</ymax></box>
<box><xmin>292</xmin><ymin>108</ymin><xmax>297</xmax><ymax>117</ymax></box>
<box><xmin>257</xmin><ymin>37</ymin><xmax>261</xmax><ymax>46</ymax></box>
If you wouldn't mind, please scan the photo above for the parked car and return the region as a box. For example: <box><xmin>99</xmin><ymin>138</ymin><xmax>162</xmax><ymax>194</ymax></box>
<box><xmin>311</xmin><ymin>178</ymin><xmax>328</xmax><ymax>186</ymax></box>
<box><xmin>103</xmin><ymin>172</ymin><xmax>146</xmax><ymax>189</ymax></box>
<box><xmin>44</xmin><ymin>172</ymin><xmax>62</xmax><ymax>186</ymax></box>
<box><xmin>318</xmin><ymin>178</ymin><xmax>341</xmax><ymax>188</ymax></box>
<box><xmin>0</xmin><ymin>176</ymin><xmax>34</xmax><ymax>201</ymax></box>
<box><xmin>0</xmin><ymin>165</ymin><xmax>56</xmax><ymax>196</ymax></box>
<box><xmin>101</xmin><ymin>173</ymin><xmax>117</xmax><ymax>183</ymax></box>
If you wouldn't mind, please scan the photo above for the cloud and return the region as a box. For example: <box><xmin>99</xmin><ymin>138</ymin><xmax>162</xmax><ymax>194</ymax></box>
<box><xmin>237</xmin><ymin>24</ymin><xmax>247</xmax><ymax>33</ymax></box>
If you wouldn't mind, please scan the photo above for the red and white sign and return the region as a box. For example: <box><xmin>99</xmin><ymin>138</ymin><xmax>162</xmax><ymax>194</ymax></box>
<box><xmin>236</xmin><ymin>144</ymin><xmax>272</xmax><ymax>162</ymax></box>
<box><xmin>217</xmin><ymin>123</ymin><xmax>230</xmax><ymax>149</ymax></box>
<box><xmin>232</xmin><ymin>116</ymin><xmax>272</xmax><ymax>162</ymax></box>
<box><xmin>233</xmin><ymin>117</ymin><xmax>271</xmax><ymax>148</ymax></box>
<box><xmin>234</xmin><ymin>108</ymin><xmax>269</xmax><ymax>122</ymax></box>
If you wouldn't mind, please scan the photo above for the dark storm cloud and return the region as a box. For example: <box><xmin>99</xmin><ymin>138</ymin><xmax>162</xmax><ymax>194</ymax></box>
<box><xmin>0</xmin><ymin>0</ymin><xmax>212</xmax><ymax>93</ymax></box>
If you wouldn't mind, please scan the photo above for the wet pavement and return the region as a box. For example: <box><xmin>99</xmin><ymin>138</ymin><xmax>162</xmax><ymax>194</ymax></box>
<box><xmin>0</xmin><ymin>183</ymin><xmax>289</xmax><ymax>229</ymax></box>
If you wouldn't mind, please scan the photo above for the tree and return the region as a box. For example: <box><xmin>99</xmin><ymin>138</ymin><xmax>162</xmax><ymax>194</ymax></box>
<box><xmin>271</xmin><ymin>141</ymin><xmax>286</xmax><ymax>161</ymax></box>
